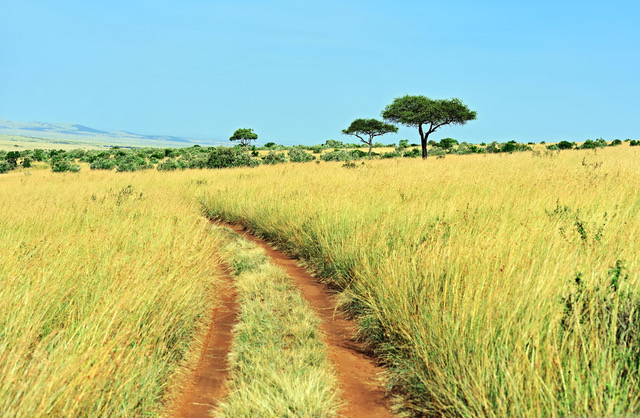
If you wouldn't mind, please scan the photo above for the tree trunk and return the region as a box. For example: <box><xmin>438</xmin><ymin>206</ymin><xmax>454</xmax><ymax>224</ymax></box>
<box><xmin>419</xmin><ymin>124</ymin><xmax>428</xmax><ymax>159</ymax></box>
<box><xmin>368</xmin><ymin>138</ymin><xmax>373</xmax><ymax>157</ymax></box>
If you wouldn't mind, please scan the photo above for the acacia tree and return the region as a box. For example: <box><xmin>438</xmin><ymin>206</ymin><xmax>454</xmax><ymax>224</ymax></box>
<box><xmin>341</xmin><ymin>118</ymin><xmax>398</xmax><ymax>157</ymax></box>
<box><xmin>382</xmin><ymin>95</ymin><xmax>476</xmax><ymax>159</ymax></box>
<box><xmin>230</xmin><ymin>128</ymin><xmax>258</xmax><ymax>146</ymax></box>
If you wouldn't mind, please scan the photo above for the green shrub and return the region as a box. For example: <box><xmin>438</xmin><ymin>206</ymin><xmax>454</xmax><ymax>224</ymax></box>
<box><xmin>206</xmin><ymin>147</ymin><xmax>261</xmax><ymax>169</ymax></box>
<box><xmin>262</xmin><ymin>151</ymin><xmax>287</xmax><ymax>165</ymax></box>
<box><xmin>288</xmin><ymin>146</ymin><xmax>316</xmax><ymax>162</ymax></box>
<box><xmin>157</xmin><ymin>159</ymin><xmax>182</xmax><ymax>171</ymax></box>
<box><xmin>90</xmin><ymin>158</ymin><xmax>117</xmax><ymax>170</ymax></box>
<box><xmin>557</xmin><ymin>141</ymin><xmax>574</xmax><ymax>150</ymax></box>
<box><xmin>404</xmin><ymin>148</ymin><xmax>421</xmax><ymax>158</ymax></box>
<box><xmin>51</xmin><ymin>160</ymin><xmax>81</xmax><ymax>173</ymax></box>
<box><xmin>320</xmin><ymin>149</ymin><xmax>367</xmax><ymax>162</ymax></box>
<box><xmin>0</xmin><ymin>160</ymin><xmax>11</xmax><ymax>174</ymax></box>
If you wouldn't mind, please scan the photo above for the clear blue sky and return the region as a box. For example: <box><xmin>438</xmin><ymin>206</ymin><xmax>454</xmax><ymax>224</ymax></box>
<box><xmin>1</xmin><ymin>0</ymin><xmax>639</xmax><ymax>145</ymax></box>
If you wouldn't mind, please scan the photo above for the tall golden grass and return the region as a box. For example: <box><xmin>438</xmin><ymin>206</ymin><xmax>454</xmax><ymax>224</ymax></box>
<box><xmin>215</xmin><ymin>228</ymin><xmax>341</xmax><ymax>416</ymax></box>
<box><xmin>0</xmin><ymin>169</ymin><xmax>223</xmax><ymax>416</ymax></box>
<box><xmin>201</xmin><ymin>146</ymin><xmax>640</xmax><ymax>415</ymax></box>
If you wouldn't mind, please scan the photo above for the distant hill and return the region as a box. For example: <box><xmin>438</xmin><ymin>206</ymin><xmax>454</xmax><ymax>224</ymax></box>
<box><xmin>0</xmin><ymin>119</ymin><xmax>224</xmax><ymax>148</ymax></box>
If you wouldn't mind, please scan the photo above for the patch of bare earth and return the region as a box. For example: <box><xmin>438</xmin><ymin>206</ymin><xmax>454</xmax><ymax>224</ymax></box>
<box><xmin>169</xmin><ymin>265</ymin><xmax>238</xmax><ymax>418</ymax></box>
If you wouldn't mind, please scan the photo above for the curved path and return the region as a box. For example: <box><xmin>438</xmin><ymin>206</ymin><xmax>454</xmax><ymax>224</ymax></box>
<box><xmin>224</xmin><ymin>222</ymin><xmax>392</xmax><ymax>417</ymax></box>
<box><xmin>171</xmin><ymin>222</ymin><xmax>393</xmax><ymax>417</ymax></box>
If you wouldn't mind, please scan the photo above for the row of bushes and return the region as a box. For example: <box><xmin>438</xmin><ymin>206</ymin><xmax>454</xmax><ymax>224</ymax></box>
<box><xmin>2</xmin><ymin>137</ymin><xmax>638</xmax><ymax>174</ymax></box>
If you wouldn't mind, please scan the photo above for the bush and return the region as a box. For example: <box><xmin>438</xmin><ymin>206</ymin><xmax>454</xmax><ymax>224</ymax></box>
<box><xmin>610</xmin><ymin>139</ymin><xmax>622</xmax><ymax>146</ymax></box>
<box><xmin>0</xmin><ymin>160</ymin><xmax>11</xmax><ymax>174</ymax></box>
<box><xmin>288</xmin><ymin>147</ymin><xmax>316</xmax><ymax>162</ymax></box>
<box><xmin>486</xmin><ymin>142</ymin><xmax>500</xmax><ymax>153</ymax></box>
<box><xmin>206</xmin><ymin>147</ymin><xmax>261</xmax><ymax>169</ymax></box>
<box><xmin>262</xmin><ymin>151</ymin><xmax>287</xmax><ymax>165</ymax></box>
<box><xmin>22</xmin><ymin>157</ymin><xmax>32</xmax><ymax>168</ymax></box>
<box><xmin>630</xmin><ymin>140</ymin><xmax>640</xmax><ymax>146</ymax></box>
<box><xmin>404</xmin><ymin>148</ymin><xmax>421</xmax><ymax>158</ymax></box>
<box><xmin>90</xmin><ymin>158</ymin><xmax>117</xmax><ymax>170</ymax></box>
<box><xmin>320</xmin><ymin>149</ymin><xmax>367</xmax><ymax>162</ymax></box>
<box><xmin>51</xmin><ymin>160</ymin><xmax>81</xmax><ymax>173</ymax></box>
<box><xmin>581</xmin><ymin>138</ymin><xmax>607</xmax><ymax>149</ymax></box>
<box><xmin>557</xmin><ymin>141</ymin><xmax>574</xmax><ymax>150</ymax></box>
<box><xmin>157</xmin><ymin>159</ymin><xmax>183</xmax><ymax>171</ymax></box>
<box><xmin>439</xmin><ymin>138</ymin><xmax>459</xmax><ymax>151</ymax></box>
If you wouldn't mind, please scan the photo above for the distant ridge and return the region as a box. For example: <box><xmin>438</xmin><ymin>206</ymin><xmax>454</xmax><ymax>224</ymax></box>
<box><xmin>0</xmin><ymin>119</ymin><xmax>224</xmax><ymax>147</ymax></box>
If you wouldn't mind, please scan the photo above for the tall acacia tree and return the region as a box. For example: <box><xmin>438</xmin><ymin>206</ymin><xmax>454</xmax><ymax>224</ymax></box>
<box><xmin>342</xmin><ymin>118</ymin><xmax>398</xmax><ymax>157</ymax></box>
<box><xmin>382</xmin><ymin>95</ymin><xmax>476</xmax><ymax>159</ymax></box>
<box><xmin>230</xmin><ymin>128</ymin><xmax>258</xmax><ymax>146</ymax></box>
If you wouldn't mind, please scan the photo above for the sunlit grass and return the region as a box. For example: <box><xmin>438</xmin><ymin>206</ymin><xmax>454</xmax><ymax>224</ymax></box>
<box><xmin>0</xmin><ymin>169</ymin><xmax>224</xmax><ymax>416</ymax></box>
<box><xmin>201</xmin><ymin>145</ymin><xmax>640</xmax><ymax>415</ymax></box>
<box><xmin>214</xmin><ymin>228</ymin><xmax>341</xmax><ymax>417</ymax></box>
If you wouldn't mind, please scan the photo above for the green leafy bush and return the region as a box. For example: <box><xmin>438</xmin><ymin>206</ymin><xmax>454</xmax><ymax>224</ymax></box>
<box><xmin>557</xmin><ymin>141</ymin><xmax>574</xmax><ymax>150</ymax></box>
<box><xmin>262</xmin><ymin>151</ymin><xmax>287</xmax><ymax>165</ymax></box>
<box><xmin>288</xmin><ymin>146</ymin><xmax>315</xmax><ymax>162</ymax></box>
<box><xmin>320</xmin><ymin>149</ymin><xmax>367</xmax><ymax>162</ymax></box>
<box><xmin>206</xmin><ymin>147</ymin><xmax>261</xmax><ymax>169</ymax></box>
<box><xmin>0</xmin><ymin>160</ymin><xmax>11</xmax><ymax>174</ymax></box>
<box><xmin>51</xmin><ymin>160</ymin><xmax>81</xmax><ymax>173</ymax></box>
<box><xmin>90</xmin><ymin>158</ymin><xmax>117</xmax><ymax>170</ymax></box>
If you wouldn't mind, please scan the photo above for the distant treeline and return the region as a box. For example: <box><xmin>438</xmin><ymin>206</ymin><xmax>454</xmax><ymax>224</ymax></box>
<box><xmin>0</xmin><ymin>138</ymin><xmax>638</xmax><ymax>173</ymax></box>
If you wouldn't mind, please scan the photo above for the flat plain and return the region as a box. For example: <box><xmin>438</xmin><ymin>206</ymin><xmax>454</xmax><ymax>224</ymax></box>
<box><xmin>1</xmin><ymin>145</ymin><xmax>639</xmax><ymax>416</ymax></box>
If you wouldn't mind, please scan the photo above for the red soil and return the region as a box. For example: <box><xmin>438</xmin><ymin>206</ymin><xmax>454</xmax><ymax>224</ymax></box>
<box><xmin>224</xmin><ymin>222</ymin><xmax>393</xmax><ymax>417</ymax></box>
<box><xmin>170</xmin><ymin>265</ymin><xmax>238</xmax><ymax>418</ymax></box>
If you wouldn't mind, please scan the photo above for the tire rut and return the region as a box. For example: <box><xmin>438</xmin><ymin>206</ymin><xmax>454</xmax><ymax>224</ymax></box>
<box><xmin>170</xmin><ymin>264</ymin><xmax>238</xmax><ymax>418</ymax></box>
<box><xmin>221</xmin><ymin>222</ymin><xmax>393</xmax><ymax>417</ymax></box>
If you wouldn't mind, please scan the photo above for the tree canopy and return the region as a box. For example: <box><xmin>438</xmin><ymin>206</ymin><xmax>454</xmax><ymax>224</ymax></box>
<box><xmin>342</xmin><ymin>118</ymin><xmax>398</xmax><ymax>157</ymax></box>
<box><xmin>382</xmin><ymin>95</ymin><xmax>476</xmax><ymax>158</ymax></box>
<box><xmin>230</xmin><ymin>128</ymin><xmax>258</xmax><ymax>146</ymax></box>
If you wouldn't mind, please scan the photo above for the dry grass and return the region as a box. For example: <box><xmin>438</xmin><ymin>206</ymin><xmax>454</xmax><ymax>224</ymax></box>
<box><xmin>200</xmin><ymin>145</ymin><xmax>640</xmax><ymax>415</ymax></box>
<box><xmin>214</xmin><ymin>229</ymin><xmax>341</xmax><ymax>417</ymax></box>
<box><xmin>0</xmin><ymin>169</ymin><xmax>224</xmax><ymax>416</ymax></box>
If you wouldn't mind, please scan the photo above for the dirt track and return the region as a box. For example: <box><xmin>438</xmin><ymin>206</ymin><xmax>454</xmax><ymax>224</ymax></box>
<box><xmin>225</xmin><ymin>223</ymin><xmax>392</xmax><ymax>417</ymax></box>
<box><xmin>171</xmin><ymin>222</ymin><xmax>392</xmax><ymax>417</ymax></box>
<box><xmin>171</xmin><ymin>265</ymin><xmax>238</xmax><ymax>418</ymax></box>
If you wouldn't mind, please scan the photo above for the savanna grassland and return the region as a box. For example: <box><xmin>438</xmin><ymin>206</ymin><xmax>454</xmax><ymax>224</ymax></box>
<box><xmin>0</xmin><ymin>169</ymin><xmax>226</xmax><ymax>415</ymax></box>
<box><xmin>201</xmin><ymin>145</ymin><xmax>640</xmax><ymax>416</ymax></box>
<box><xmin>2</xmin><ymin>144</ymin><xmax>640</xmax><ymax>416</ymax></box>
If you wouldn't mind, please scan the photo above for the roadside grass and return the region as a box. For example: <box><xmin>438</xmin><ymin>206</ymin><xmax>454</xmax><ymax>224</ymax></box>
<box><xmin>0</xmin><ymin>169</ymin><xmax>224</xmax><ymax>416</ymax></box>
<box><xmin>200</xmin><ymin>146</ymin><xmax>640</xmax><ymax>416</ymax></box>
<box><xmin>214</xmin><ymin>227</ymin><xmax>341</xmax><ymax>417</ymax></box>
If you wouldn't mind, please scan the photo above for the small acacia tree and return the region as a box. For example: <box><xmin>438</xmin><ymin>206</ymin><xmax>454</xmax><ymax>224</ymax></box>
<box><xmin>230</xmin><ymin>128</ymin><xmax>258</xmax><ymax>146</ymax></box>
<box><xmin>382</xmin><ymin>95</ymin><xmax>476</xmax><ymax>159</ymax></box>
<box><xmin>341</xmin><ymin>118</ymin><xmax>398</xmax><ymax>157</ymax></box>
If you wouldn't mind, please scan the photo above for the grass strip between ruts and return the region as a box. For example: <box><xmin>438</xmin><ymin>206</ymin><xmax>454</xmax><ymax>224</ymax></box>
<box><xmin>214</xmin><ymin>227</ymin><xmax>342</xmax><ymax>417</ymax></box>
